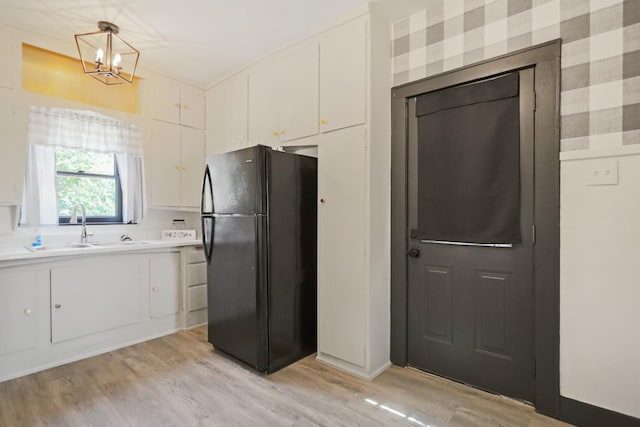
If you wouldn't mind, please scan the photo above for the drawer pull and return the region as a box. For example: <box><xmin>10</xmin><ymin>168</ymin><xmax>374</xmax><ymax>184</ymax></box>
<box><xmin>54</xmin><ymin>304</ymin><xmax>62</xmax><ymax>309</ymax></box>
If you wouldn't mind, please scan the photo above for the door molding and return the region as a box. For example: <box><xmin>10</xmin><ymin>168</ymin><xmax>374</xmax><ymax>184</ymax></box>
<box><xmin>390</xmin><ymin>40</ymin><xmax>561</xmax><ymax>417</ymax></box>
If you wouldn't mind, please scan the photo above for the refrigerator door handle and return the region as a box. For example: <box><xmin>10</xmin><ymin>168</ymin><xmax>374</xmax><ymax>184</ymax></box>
<box><xmin>202</xmin><ymin>216</ymin><xmax>214</xmax><ymax>263</ymax></box>
<box><xmin>201</xmin><ymin>165</ymin><xmax>214</xmax><ymax>215</ymax></box>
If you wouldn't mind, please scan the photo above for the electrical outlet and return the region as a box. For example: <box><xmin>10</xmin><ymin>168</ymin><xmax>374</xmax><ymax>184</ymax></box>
<box><xmin>585</xmin><ymin>159</ymin><xmax>618</xmax><ymax>186</ymax></box>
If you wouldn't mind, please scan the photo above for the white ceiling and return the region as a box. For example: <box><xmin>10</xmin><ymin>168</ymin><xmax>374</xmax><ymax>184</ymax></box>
<box><xmin>0</xmin><ymin>0</ymin><xmax>425</xmax><ymax>88</ymax></box>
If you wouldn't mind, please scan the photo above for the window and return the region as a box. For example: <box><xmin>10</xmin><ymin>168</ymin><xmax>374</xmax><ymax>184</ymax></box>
<box><xmin>55</xmin><ymin>148</ymin><xmax>123</xmax><ymax>224</ymax></box>
<box><xmin>21</xmin><ymin>107</ymin><xmax>145</xmax><ymax>227</ymax></box>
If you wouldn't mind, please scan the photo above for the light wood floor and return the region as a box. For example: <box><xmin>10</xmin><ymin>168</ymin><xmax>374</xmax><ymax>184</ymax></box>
<box><xmin>0</xmin><ymin>326</ymin><xmax>571</xmax><ymax>427</ymax></box>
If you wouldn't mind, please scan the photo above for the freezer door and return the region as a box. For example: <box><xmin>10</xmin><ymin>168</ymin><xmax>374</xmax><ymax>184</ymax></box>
<box><xmin>207</xmin><ymin>215</ymin><xmax>268</xmax><ymax>371</ymax></box>
<box><xmin>207</xmin><ymin>146</ymin><xmax>267</xmax><ymax>214</ymax></box>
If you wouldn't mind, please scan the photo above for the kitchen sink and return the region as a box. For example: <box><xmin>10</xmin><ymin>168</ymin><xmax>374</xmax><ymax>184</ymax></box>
<box><xmin>27</xmin><ymin>243</ymin><xmax>95</xmax><ymax>252</ymax></box>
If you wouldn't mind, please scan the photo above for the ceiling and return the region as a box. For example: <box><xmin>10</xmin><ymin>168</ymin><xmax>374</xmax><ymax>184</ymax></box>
<box><xmin>0</xmin><ymin>0</ymin><xmax>425</xmax><ymax>88</ymax></box>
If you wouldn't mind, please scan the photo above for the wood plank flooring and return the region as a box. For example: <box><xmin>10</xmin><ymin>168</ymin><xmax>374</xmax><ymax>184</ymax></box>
<box><xmin>0</xmin><ymin>326</ymin><xmax>571</xmax><ymax>427</ymax></box>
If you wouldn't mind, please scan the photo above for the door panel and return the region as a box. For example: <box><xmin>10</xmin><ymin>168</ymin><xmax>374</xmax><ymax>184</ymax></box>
<box><xmin>420</xmin><ymin>265</ymin><xmax>453</xmax><ymax>344</ymax></box>
<box><xmin>207</xmin><ymin>215</ymin><xmax>265</xmax><ymax>370</ymax></box>
<box><xmin>150</xmin><ymin>121</ymin><xmax>181</xmax><ymax>207</ymax></box>
<box><xmin>317</xmin><ymin>126</ymin><xmax>366</xmax><ymax>367</ymax></box>
<box><xmin>180</xmin><ymin>127</ymin><xmax>205</xmax><ymax>207</ymax></box>
<box><xmin>407</xmin><ymin>68</ymin><xmax>535</xmax><ymax>402</ymax></box>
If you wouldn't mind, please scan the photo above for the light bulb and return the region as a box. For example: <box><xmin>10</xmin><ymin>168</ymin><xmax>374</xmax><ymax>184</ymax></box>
<box><xmin>113</xmin><ymin>52</ymin><xmax>121</xmax><ymax>68</ymax></box>
<box><xmin>96</xmin><ymin>48</ymin><xmax>104</xmax><ymax>63</ymax></box>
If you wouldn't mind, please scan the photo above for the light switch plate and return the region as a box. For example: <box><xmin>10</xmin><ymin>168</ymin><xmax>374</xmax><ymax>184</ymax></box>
<box><xmin>585</xmin><ymin>159</ymin><xmax>618</xmax><ymax>186</ymax></box>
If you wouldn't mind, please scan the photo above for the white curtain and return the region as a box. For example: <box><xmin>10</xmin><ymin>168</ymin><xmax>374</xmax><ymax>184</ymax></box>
<box><xmin>21</xmin><ymin>107</ymin><xmax>145</xmax><ymax>226</ymax></box>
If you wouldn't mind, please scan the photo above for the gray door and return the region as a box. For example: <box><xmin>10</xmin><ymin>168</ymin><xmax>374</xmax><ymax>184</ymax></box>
<box><xmin>407</xmin><ymin>68</ymin><xmax>535</xmax><ymax>402</ymax></box>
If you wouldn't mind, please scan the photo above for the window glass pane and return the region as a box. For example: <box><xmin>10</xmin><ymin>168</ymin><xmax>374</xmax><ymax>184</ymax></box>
<box><xmin>56</xmin><ymin>148</ymin><xmax>115</xmax><ymax>175</ymax></box>
<box><xmin>57</xmin><ymin>176</ymin><xmax>116</xmax><ymax>217</ymax></box>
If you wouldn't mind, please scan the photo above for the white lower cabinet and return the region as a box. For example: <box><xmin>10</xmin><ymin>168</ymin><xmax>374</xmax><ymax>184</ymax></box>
<box><xmin>51</xmin><ymin>256</ymin><xmax>145</xmax><ymax>343</ymax></box>
<box><xmin>0</xmin><ymin>269</ymin><xmax>40</xmax><ymax>356</ymax></box>
<box><xmin>0</xmin><ymin>248</ymin><xmax>193</xmax><ymax>383</ymax></box>
<box><xmin>150</xmin><ymin>252</ymin><xmax>181</xmax><ymax>318</ymax></box>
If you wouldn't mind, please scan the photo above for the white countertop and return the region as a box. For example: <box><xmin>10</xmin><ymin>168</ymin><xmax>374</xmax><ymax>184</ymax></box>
<box><xmin>0</xmin><ymin>239</ymin><xmax>202</xmax><ymax>263</ymax></box>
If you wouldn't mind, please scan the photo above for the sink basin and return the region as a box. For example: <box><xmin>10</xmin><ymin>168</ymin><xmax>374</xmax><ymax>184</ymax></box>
<box><xmin>27</xmin><ymin>243</ymin><xmax>94</xmax><ymax>252</ymax></box>
<box><xmin>90</xmin><ymin>240</ymin><xmax>149</xmax><ymax>247</ymax></box>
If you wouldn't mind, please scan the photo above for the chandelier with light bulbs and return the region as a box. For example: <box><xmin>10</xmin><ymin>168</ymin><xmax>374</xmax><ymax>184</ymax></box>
<box><xmin>74</xmin><ymin>21</ymin><xmax>140</xmax><ymax>85</ymax></box>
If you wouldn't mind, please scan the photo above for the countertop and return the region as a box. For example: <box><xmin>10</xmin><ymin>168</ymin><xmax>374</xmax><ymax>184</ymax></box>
<box><xmin>0</xmin><ymin>239</ymin><xmax>202</xmax><ymax>263</ymax></box>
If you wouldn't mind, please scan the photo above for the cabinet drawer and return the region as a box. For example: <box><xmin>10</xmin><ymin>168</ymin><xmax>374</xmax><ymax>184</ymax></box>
<box><xmin>188</xmin><ymin>262</ymin><xmax>207</xmax><ymax>286</ymax></box>
<box><xmin>188</xmin><ymin>284</ymin><xmax>207</xmax><ymax>312</ymax></box>
<box><xmin>189</xmin><ymin>247</ymin><xmax>206</xmax><ymax>264</ymax></box>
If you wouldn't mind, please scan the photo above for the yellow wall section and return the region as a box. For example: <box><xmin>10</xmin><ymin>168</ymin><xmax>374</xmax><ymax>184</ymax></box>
<box><xmin>22</xmin><ymin>44</ymin><xmax>139</xmax><ymax>114</ymax></box>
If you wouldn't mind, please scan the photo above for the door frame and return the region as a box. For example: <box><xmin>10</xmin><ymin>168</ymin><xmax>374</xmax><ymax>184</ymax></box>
<box><xmin>390</xmin><ymin>40</ymin><xmax>561</xmax><ymax>417</ymax></box>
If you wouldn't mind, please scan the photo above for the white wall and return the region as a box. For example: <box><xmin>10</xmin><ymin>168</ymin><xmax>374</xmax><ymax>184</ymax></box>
<box><xmin>560</xmin><ymin>150</ymin><xmax>640</xmax><ymax>417</ymax></box>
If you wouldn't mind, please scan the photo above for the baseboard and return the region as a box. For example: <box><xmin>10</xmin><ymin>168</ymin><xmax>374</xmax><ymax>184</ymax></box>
<box><xmin>316</xmin><ymin>352</ymin><xmax>391</xmax><ymax>381</ymax></box>
<box><xmin>560</xmin><ymin>397</ymin><xmax>640</xmax><ymax>427</ymax></box>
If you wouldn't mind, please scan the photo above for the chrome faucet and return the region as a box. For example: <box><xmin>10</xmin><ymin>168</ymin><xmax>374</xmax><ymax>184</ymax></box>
<box><xmin>70</xmin><ymin>203</ymin><xmax>94</xmax><ymax>243</ymax></box>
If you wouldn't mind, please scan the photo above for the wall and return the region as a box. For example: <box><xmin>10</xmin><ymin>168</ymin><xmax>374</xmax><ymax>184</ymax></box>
<box><xmin>0</xmin><ymin>23</ymin><xmax>200</xmax><ymax>243</ymax></box>
<box><xmin>392</xmin><ymin>0</ymin><xmax>640</xmax><ymax>418</ymax></box>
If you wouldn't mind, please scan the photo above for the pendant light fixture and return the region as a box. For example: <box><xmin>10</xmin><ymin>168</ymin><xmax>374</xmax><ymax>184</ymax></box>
<box><xmin>74</xmin><ymin>21</ymin><xmax>140</xmax><ymax>85</ymax></box>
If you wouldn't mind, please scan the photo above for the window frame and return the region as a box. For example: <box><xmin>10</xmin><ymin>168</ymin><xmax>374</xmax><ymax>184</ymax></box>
<box><xmin>56</xmin><ymin>152</ymin><xmax>124</xmax><ymax>225</ymax></box>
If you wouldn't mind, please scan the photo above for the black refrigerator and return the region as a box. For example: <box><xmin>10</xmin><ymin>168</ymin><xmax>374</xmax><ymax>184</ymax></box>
<box><xmin>200</xmin><ymin>145</ymin><xmax>317</xmax><ymax>373</ymax></box>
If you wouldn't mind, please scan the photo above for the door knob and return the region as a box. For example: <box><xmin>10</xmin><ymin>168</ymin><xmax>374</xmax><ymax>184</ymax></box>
<box><xmin>407</xmin><ymin>248</ymin><xmax>420</xmax><ymax>258</ymax></box>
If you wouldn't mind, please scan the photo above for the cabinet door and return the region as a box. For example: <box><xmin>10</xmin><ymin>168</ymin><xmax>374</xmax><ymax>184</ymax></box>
<box><xmin>150</xmin><ymin>252</ymin><xmax>181</xmax><ymax>318</ymax></box>
<box><xmin>180</xmin><ymin>84</ymin><xmax>206</xmax><ymax>129</ymax></box>
<box><xmin>317</xmin><ymin>126</ymin><xmax>367</xmax><ymax>367</ymax></box>
<box><xmin>206</xmin><ymin>74</ymin><xmax>248</xmax><ymax>156</ymax></box>
<box><xmin>279</xmin><ymin>44</ymin><xmax>319</xmax><ymax>143</ymax></box>
<box><xmin>180</xmin><ymin>127</ymin><xmax>205</xmax><ymax>207</ymax></box>
<box><xmin>150</xmin><ymin>121</ymin><xmax>181</xmax><ymax>207</ymax></box>
<box><xmin>51</xmin><ymin>257</ymin><xmax>143</xmax><ymax>343</ymax></box>
<box><xmin>0</xmin><ymin>87</ymin><xmax>21</xmax><ymax>203</ymax></box>
<box><xmin>248</xmin><ymin>63</ymin><xmax>280</xmax><ymax>147</ymax></box>
<box><xmin>319</xmin><ymin>19</ymin><xmax>366</xmax><ymax>133</ymax></box>
<box><xmin>148</xmin><ymin>74</ymin><xmax>181</xmax><ymax>124</ymax></box>
<box><xmin>0</xmin><ymin>270</ymin><xmax>38</xmax><ymax>356</ymax></box>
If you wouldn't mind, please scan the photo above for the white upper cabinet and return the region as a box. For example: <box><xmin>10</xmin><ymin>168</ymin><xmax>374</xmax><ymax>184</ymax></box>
<box><xmin>319</xmin><ymin>19</ymin><xmax>367</xmax><ymax>133</ymax></box>
<box><xmin>248</xmin><ymin>62</ymin><xmax>280</xmax><ymax>147</ymax></box>
<box><xmin>148</xmin><ymin>74</ymin><xmax>181</xmax><ymax>124</ymax></box>
<box><xmin>148</xmin><ymin>74</ymin><xmax>205</xmax><ymax>129</ymax></box>
<box><xmin>206</xmin><ymin>73</ymin><xmax>248</xmax><ymax>156</ymax></box>
<box><xmin>180</xmin><ymin>126</ymin><xmax>205</xmax><ymax>208</ymax></box>
<box><xmin>150</xmin><ymin>121</ymin><xmax>181</xmax><ymax>207</ymax></box>
<box><xmin>149</xmin><ymin>121</ymin><xmax>204</xmax><ymax>208</ymax></box>
<box><xmin>180</xmin><ymin>84</ymin><xmax>206</xmax><ymax>129</ymax></box>
<box><xmin>248</xmin><ymin>44</ymin><xmax>319</xmax><ymax>147</ymax></box>
<box><xmin>278</xmin><ymin>44</ymin><xmax>319</xmax><ymax>143</ymax></box>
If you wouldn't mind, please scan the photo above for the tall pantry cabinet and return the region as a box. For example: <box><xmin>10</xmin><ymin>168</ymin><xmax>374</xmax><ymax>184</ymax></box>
<box><xmin>316</xmin><ymin>10</ymin><xmax>391</xmax><ymax>379</ymax></box>
<box><xmin>205</xmin><ymin>7</ymin><xmax>392</xmax><ymax>379</ymax></box>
